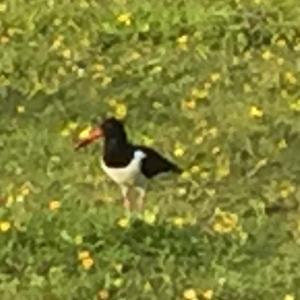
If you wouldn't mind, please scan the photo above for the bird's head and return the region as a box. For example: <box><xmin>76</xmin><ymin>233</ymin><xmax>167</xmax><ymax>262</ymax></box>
<box><xmin>74</xmin><ymin>117</ymin><xmax>126</xmax><ymax>150</ymax></box>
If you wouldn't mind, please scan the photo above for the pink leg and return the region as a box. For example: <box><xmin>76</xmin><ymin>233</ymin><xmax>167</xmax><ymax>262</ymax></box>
<box><xmin>121</xmin><ymin>185</ymin><xmax>131</xmax><ymax>211</ymax></box>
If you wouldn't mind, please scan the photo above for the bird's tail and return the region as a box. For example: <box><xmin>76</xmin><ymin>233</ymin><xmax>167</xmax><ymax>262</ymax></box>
<box><xmin>171</xmin><ymin>163</ymin><xmax>183</xmax><ymax>174</ymax></box>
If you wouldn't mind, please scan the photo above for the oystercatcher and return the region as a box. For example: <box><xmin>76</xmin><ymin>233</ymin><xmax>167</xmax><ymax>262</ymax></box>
<box><xmin>75</xmin><ymin>117</ymin><xmax>182</xmax><ymax>210</ymax></box>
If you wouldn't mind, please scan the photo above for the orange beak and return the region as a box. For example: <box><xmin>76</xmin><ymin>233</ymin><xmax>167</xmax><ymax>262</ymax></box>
<box><xmin>74</xmin><ymin>127</ymin><xmax>103</xmax><ymax>150</ymax></box>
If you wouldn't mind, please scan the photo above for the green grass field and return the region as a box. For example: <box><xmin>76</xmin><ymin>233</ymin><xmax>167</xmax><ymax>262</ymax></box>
<box><xmin>1</xmin><ymin>0</ymin><xmax>300</xmax><ymax>299</ymax></box>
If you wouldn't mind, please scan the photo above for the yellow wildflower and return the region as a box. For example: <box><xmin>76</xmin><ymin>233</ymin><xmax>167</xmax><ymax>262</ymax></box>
<box><xmin>198</xmin><ymin>89</ymin><xmax>209</xmax><ymax>99</ymax></box>
<box><xmin>68</xmin><ymin>122</ymin><xmax>78</xmax><ymax>130</ymax></box>
<box><xmin>78</xmin><ymin>126</ymin><xmax>92</xmax><ymax>139</ymax></box>
<box><xmin>172</xmin><ymin>217</ymin><xmax>185</xmax><ymax>228</ymax></box>
<box><xmin>191</xmin><ymin>165</ymin><xmax>200</xmax><ymax>173</ymax></box>
<box><xmin>78</xmin><ymin>250</ymin><xmax>90</xmax><ymax>260</ymax></box>
<box><xmin>82</xmin><ymin>257</ymin><xmax>94</xmax><ymax>270</ymax></box>
<box><xmin>200</xmin><ymin>171</ymin><xmax>209</xmax><ymax>179</ymax></box>
<box><xmin>262</xmin><ymin>50</ymin><xmax>272</xmax><ymax>60</ymax></box>
<box><xmin>208</xmin><ymin>127</ymin><xmax>218</xmax><ymax>138</ymax></box>
<box><xmin>177</xmin><ymin>35</ymin><xmax>188</xmax><ymax>50</ymax></box>
<box><xmin>278</xmin><ymin>139</ymin><xmax>287</xmax><ymax>149</ymax></box>
<box><xmin>0</xmin><ymin>221</ymin><xmax>11</xmax><ymax>232</ymax></box>
<box><xmin>144</xmin><ymin>281</ymin><xmax>152</xmax><ymax>292</ymax></box>
<box><xmin>284</xmin><ymin>295</ymin><xmax>295</xmax><ymax>300</ymax></box>
<box><xmin>17</xmin><ymin>106</ymin><xmax>25</xmax><ymax>113</ymax></box>
<box><xmin>53</xmin><ymin>20</ymin><xmax>62</xmax><ymax>28</ymax></box>
<box><xmin>174</xmin><ymin>147</ymin><xmax>185</xmax><ymax>157</ymax></box>
<box><xmin>0</xmin><ymin>35</ymin><xmax>9</xmax><ymax>44</ymax></box>
<box><xmin>183</xmin><ymin>288</ymin><xmax>198</xmax><ymax>300</ymax></box>
<box><xmin>202</xmin><ymin>289</ymin><xmax>214</xmax><ymax>300</ymax></box>
<box><xmin>113</xmin><ymin>278</ymin><xmax>123</xmax><ymax>287</ymax></box>
<box><xmin>177</xmin><ymin>35</ymin><xmax>188</xmax><ymax>44</ymax></box>
<box><xmin>0</xmin><ymin>3</ymin><xmax>7</xmax><ymax>12</ymax></box>
<box><xmin>294</xmin><ymin>43</ymin><xmax>300</xmax><ymax>52</ymax></box>
<box><xmin>177</xmin><ymin>187</ymin><xmax>187</xmax><ymax>196</ymax></box>
<box><xmin>191</xmin><ymin>88</ymin><xmax>208</xmax><ymax>99</ymax></box>
<box><xmin>195</xmin><ymin>136</ymin><xmax>204</xmax><ymax>145</ymax></box>
<box><xmin>280</xmin><ymin>189</ymin><xmax>289</xmax><ymax>198</ymax></box>
<box><xmin>49</xmin><ymin>200</ymin><xmax>61</xmax><ymax>211</ymax></box>
<box><xmin>62</xmin><ymin>49</ymin><xmax>71</xmax><ymax>59</ymax></box>
<box><xmin>94</xmin><ymin>64</ymin><xmax>105</xmax><ymax>72</ymax></box>
<box><xmin>280</xmin><ymin>181</ymin><xmax>296</xmax><ymax>199</ymax></box>
<box><xmin>115</xmin><ymin>103</ymin><xmax>127</xmax><ymax>119</ymax></box>
<box><xmin>6</xmin><ymin>195</ymin><xmax>14</xmax><ymax>206</ymax></box>
<box><xmin>277</xmin><ymin>39</ymin><xmax>286</xmax><ymax>48</ymax></box>
<box><xmin>143</xmin><ymin>210</ymin><xmax>156</xmax><ymax>225</ymax></box>
<box><xmin>213</xmin><ymin>208</ymin><xmax>238</xmax><ymax>234</ymax></box>
<box><xmin>152</xmin><ymin>101</ymin><xmax>163</xmax><ymax>109</ymax></box>
<box><xmin>20</xmin><ymin>186</ymin><xmax>30</xmax><ymax>196</ymax></box>
<box><xmin>249</xmin><ymin>106</ymin><xmax>263</xmax><ymax>118</ymax></box>
<box><xmin>142</xmin><ymin>135</ymin><xmax>154</xmax><ymax>146</ymax></box>
<box><xmin>117</xmin><ymin>13</ymin><xmax>131</xmax><ymax>26</ymax></box>
<box><xmin>182</xmin><ymin>99</ymin><xmax>196</xmax><ymax>110</ymax></box>
<box><xmin>77</xmin><ymin>68</ymin><xmax>85</xmax><ymax>78</ymax></box>
<box><xmin>117</xmin><ymin>217</ymin><xmax>129</xmax><ymax>228</ymax></box>
<box><xmin>151</xmin><ymin>65</ymin><xmax>162</xmax><ymax>74</ymax></box>
<box><xmin>60</xmin><ymin>128</ymin><xmax>70</xmax><ymax>137</ymax></box>
<box><xmin>16</xmin><ymin>195</ymin><xmax>24</xmax><ymax>203</ymax></box>
<box><xmin>98</xmin><ymin>289</ymin><xmax>110</xmax><ymax>300</ymax></box>
<box><xmin>285</xmin><ymin>72</ymin><xmax>297</xmax><ymax>84</ymax></box>
<box><xmin>128</xmin><ymin>51</ymin><xmax>141</xmax><ymax>61</ymax></box>
<box><xmin>211</xmin><ymin>73</ymin><xmax>220</xmax><ymax>82</ymax></box>
<box><xmin>212</xmin><ymin>146</ymin><xmax>220</xmax><ymax>155</ymax></box>
<box><xmin>113</xmin><ymin>262</ymin><xmax>123</xmax><ymax>273</ymax></box>
<box><xmin>51</xmin><ymin>37</ymin><xmax>63</xmax><ymax>50</ymax></box>
<box><xmin>101</xmin><ymin>76</ymin><xmax>112</xmax><ymax>87</ymax></box>
<box><xmin>289</xmin><ymin>99</ymin><xmax>300</xmax><ymax>112</ymax></box>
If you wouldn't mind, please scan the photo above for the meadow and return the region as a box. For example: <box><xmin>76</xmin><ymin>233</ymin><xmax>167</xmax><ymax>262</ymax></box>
<box><xmin>1</xmin><ymin>0</ymin><xmax>300</xmax><ymax>299</ymax></box>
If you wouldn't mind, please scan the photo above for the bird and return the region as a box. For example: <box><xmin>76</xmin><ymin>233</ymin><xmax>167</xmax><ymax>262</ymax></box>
<box><xmin>74</xmin><ymin>117</ymin><xmax>182</xmax><ymax>211</ymax></box>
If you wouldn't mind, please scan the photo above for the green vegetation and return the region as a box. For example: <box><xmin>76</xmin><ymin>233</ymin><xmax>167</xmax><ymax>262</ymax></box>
<box><xmin>1</xmin><ymin>0</ymin><xmax>300</xmax><ymax>299</ymax></box>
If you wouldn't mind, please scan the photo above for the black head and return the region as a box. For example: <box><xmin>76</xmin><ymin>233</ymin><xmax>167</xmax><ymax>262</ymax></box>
<box><xmin>100</xmin><ymin>117</ymin><xmax>127</xmax><ymax>140</ymax></box>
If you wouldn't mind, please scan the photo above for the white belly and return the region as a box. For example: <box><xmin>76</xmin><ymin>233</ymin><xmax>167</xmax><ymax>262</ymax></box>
<box><xmin>101</xmin><ymin>150</ymin><xmax>146</xmax><ymax>185</ymax></box>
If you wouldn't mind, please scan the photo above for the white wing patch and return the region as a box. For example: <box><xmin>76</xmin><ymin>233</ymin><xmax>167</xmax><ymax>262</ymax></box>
<box><xmin>101</xmin><ymin>150</ymin><xmax>146</xmax><ymax>185</ymax></box>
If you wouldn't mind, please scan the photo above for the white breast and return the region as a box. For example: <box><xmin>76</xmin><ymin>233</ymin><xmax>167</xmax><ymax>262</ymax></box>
<box><xmin>101</xmin><ymin>150</ymin><xmax>146</xmax><ymax>185</ymax></box>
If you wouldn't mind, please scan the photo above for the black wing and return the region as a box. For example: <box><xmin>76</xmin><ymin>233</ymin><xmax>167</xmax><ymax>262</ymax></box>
<box><xmin>135</xmin><ymin>145</ymin><xmax>182</xmax><ymax>178</ymax></box>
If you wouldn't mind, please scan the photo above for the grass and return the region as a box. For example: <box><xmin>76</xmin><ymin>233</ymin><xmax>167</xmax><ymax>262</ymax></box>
<box><xmin>1</xmin><ymin>0</ymin><xmax>300</xmax><ymax>299</ymax></box>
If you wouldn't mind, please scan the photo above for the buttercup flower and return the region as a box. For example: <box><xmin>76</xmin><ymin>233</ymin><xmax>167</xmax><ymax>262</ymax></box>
<box><xmin>250</xmin><ymin>106</ymin><xmax>263</xmax><ymax>118</ymax></box>
<box><xmin>117</xmin><ymin>217</ymin><xmax>130</xmax><ymax>228</ymax></box>
<box><xmin>117</xmin><ymin>13</ymin><xmax>131</xmax><ymax>26</ymax></box>
<box><xmin>213</xmin><ymin>208</ymin><xmax>239</xmax><ymax>234</ymax></box>
<box><xmin>0</xmin><ymin>221</ymin><xmax>11</xmax><ymax>232</ymax></box>
<box><xmin>202</xmin><ymin>289</ymin><xmax>214</xmax><ymax>299</ymax></box>
<box><xmin>49</xmin><ymin>200</ymin><xmax>61</xmax><ymax>211</ymax></box>
<box><xmin>82</xmin><ymin>257</ymin><xmax>94</xmax><ymax>270</ymax></box>
<box><xmin>78</xmin><ymin>250</ymin><xmax>90</xmax><ymax>260</ymax></box>
<box><xmin>183</xmin><ymin>288</ymin><xmax>198</xmax><ymax>300</ymax></box>
<box><xmin>262</xmin><ymin>50</ymin><xmax>272</xmax><ymax>60</ymax></box>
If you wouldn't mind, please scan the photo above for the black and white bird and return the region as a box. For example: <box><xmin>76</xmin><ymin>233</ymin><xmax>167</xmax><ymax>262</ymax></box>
<box><xmin>75</xmin><ymin>117</ymin><xmax>181</xmax><ymax>210</ymax></box>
